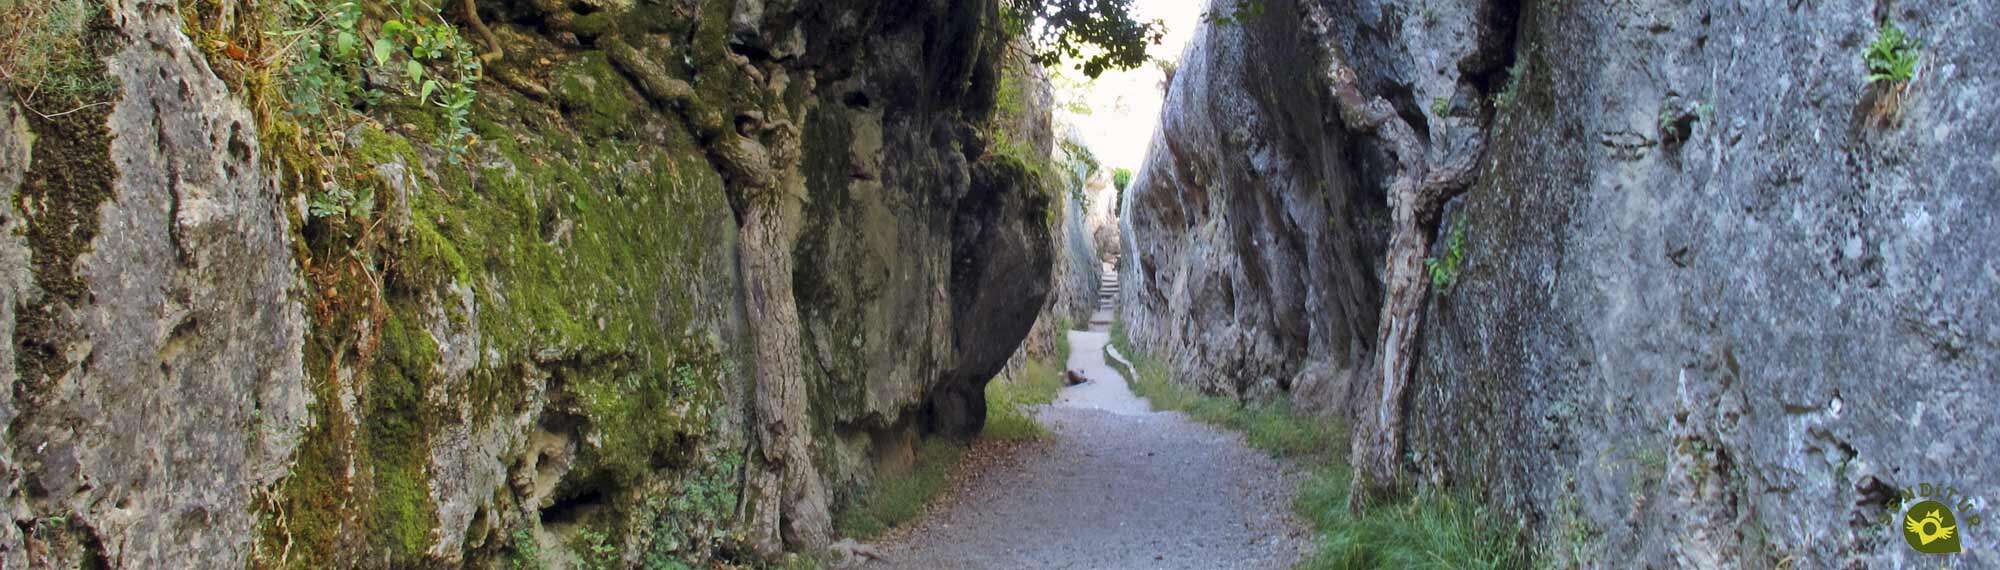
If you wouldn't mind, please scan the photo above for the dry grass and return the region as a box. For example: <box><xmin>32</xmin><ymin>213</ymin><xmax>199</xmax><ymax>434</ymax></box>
<box><xmin>0</xmin><ymin>0</ymin><xmax>117</xmax><ymax>114</ymax></box>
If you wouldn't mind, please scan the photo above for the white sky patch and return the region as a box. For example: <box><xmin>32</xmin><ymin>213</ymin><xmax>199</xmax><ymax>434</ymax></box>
<box><xmin>1051</xmin><ymin>0</ymin><xmax>1207</xmax><ymax>172</ymax></box>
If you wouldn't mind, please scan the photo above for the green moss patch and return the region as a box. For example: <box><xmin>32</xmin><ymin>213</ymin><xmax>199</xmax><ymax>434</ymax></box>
<box><xmin>262</xmin><ymin>74</ymin><xmax>741</xmax><ymax>563</ymax></box>
<box><xmin>552</xmin><ymin>54</ymin><xmax>641</xmax><ymax>139</ymax></box>
<box><xmin>12</xmin><ymin>100</ymin><xmax>116</xmax><ymax>394</ymax></box>
<box><xmin>10</xmin><ymin>2</ymin><xmax>119</xmax><ymax>395</ymax></box>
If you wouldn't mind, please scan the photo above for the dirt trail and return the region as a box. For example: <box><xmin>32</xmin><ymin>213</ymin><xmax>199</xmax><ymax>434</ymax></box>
<box><xmin>866</xmin><ymin>266</ymin><xmax>1307</xmax><ymax>569</ymax></box>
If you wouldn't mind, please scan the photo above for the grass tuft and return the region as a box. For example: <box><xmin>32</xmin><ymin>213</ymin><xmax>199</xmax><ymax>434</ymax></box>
<box><xmin>834</xmin><ymin>440</ymin><xmax>964</xmax><ymax>539</ymax></box>
<box><xmin>983</xmin><ymin>359</ymin><xmax>1065</xmax><ymax>441</ymax></box>
<box><xmin>1295</xmin><ymin>468</ymin><xmax>1526</xmax><ymax>570</ymax></box>
<box><xmin>0</xmin><ymin>0</ymin><xmax>117</xmax><ymax>112</ymax></box>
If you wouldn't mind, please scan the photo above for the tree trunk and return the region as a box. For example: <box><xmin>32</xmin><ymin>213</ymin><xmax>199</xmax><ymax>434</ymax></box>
<box><xmin>715</xmin><ymin>64</ymin><xmax>832</xmax><ymax>558</ymax></box>
<box><xmin>739</xmin><ymin>192</ymin><xmax>832</xmax><ymax>556</ymax></box>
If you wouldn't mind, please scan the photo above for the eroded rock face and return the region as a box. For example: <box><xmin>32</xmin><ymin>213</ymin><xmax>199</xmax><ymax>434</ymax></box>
<box><xmin>0</xmin><ymin>0</ymin><xmax>309</xmax><ymax>564</ymax></box>
<box><xmin>1121</xmin><ymin>1</ymin><xmax>1391</xmax><ymax>411</ymax></box>
<box><xmin>0</xmin><ymin>0</ymin><xmax>1052</xmax><ymax>566</ymax></box>
<box><xmin>1128</xmin><ymin>0</ymin><xmax>2000</xmax><ymax>565</ymax></box>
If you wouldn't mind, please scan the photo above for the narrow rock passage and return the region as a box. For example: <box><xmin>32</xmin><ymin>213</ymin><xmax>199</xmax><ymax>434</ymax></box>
<box><xmin>870</xmin><ymin>265</ymin><xmax>1307</xmax><ymax>569</ymax></box>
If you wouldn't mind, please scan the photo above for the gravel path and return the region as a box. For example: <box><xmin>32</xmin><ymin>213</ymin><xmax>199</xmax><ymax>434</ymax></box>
<box><xmin>866</xmin><ymin>308</ymin><xmax>1309</xmax><ymax>568</ymax></box>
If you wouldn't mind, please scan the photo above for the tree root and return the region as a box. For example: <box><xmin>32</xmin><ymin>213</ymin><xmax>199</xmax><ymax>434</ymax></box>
<box><xmin>460</xmin><ymin>0</ymin><xmax>506</xmax><ymax>64</ymax></box>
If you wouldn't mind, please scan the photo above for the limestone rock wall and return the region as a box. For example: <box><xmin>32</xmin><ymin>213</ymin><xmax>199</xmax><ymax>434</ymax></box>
<box><xmin>998</xmin><ymin>125</ymin><xmax>1107</xmax><ymax>383</ymax></box>
<box><xmin>0</xmin><ymin>0</ymin><xmax>307</xmax><ymax>564</ymax></box>
<box><xmin>1120</xmin><ymin>0</ymin><xmax>1390</xmax><ymax>409</ymax></box>
<box><xmin>0</xmin><ymin>0</ymin><xmax>1053</xmax><ymax>566</ymax></box>
<box><xmin>1126</xmin><ymin>0</ymin><xmax>2000</xmax><ymax>566</ymax></box>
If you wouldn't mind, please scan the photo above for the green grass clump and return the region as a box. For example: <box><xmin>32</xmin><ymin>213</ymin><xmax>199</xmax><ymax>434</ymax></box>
<box><xmin>0</xmin><ymin>0</ymin><xmax>116</xmax><ymax>111</ymax></box>
<box><xmin>1296</xmin><ymin>471</ymin><xmax>1526</xmax><ymax>570</ymax></box>
<box><xmin>1111</xmin><ymin>322</ymin><xmax>1194</xmax><ymax>412</ymax></box>
<box><xmin>983</xmin><ymin>359</ymin><xmax>1065</xmax><ymax>441</ymax></box>
<box><xmin>834</xmin><ymin>441</ymin><xmax>965</xmax><ymax>539</ymax></box>
<box><xmin>1109</xmin><ymin>320</ymin><xmax>1528</xmax><ymax>569</ymax></box>
<box><xmin>1494</xmin><ymin>60</ymin><xmax>1523</xmax><ymax>109</ymax></box>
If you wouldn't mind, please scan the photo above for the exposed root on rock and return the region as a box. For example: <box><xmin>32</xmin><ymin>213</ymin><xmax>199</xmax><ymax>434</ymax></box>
<box><xmin>460</xmin><ymin>0</ymin><xmax>506</xmax><ymax>63</ymax></box>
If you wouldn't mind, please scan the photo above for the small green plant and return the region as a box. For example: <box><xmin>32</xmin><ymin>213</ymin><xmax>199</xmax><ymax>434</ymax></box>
<box><xmin>1864</xmin><ymin>21</ymin><xmax>1919</xmax><ymax>84</ymax></box>
<box><xmin>1424</xmin><ymin>216</ymin><xmax>1468</xmax><ymax>290</ymax></box>
<box><xmin>1431</xmin><ymin>96</ymin><xmax>1451</xmax><ymax>117</ymax></box>
<box><xmin>307</xmin><ymin>182</ymin><xmax>377</xmax><ymax>220</ymax></box>
<box><xmin>1112</xmin><ymin>167</ymin><xmax>1134</xmax><ymax>192</ymax></box>
<box><xmin>573</xmin><ymin>528</ymin><xmax>620</xmax><ymax>570</ymax></box>
<box><xmin>508</xmin><ymin>529</ymin><xmax>546</xmax><ymax>570</ymax></box>
<box><xmin>1657</xmin><ymin>106</ymin><xmax>1686</xmax><ymax>144</ymax></box>
<box><xmin>1112</xmin><ymin>167</ymin><xmax>1134</xmax><ymax>212</ymax></box>
<box><xmin>1494</xmin><ymin>60</ymin><xmax>1523</xmax><ymax>108</ymax></box>
<box><xmin>641</xmin><ymin>450</ymin><xmax>743</xmax><ymax>566</ymax></box>
<box><xmin>1551</xmin><ymin>479</ymin><xmax>1602</xmax><ymax>566</ymax></box>
<box><xmin>276</xmin><ymin>0</ymin><xmax>483</xmax><ymax>158</ymax></box>
<box><xmin>1657</xmin><ymin>100</ymin><xmax>1716</xmax><ymax>147</ymax></box>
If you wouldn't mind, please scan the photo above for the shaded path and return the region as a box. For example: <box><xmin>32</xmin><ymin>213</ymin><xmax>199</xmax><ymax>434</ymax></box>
<box><xmin>868</xmin><ymin>265</ymin><xmax>1307</xmax><ymax>569</ymax></box>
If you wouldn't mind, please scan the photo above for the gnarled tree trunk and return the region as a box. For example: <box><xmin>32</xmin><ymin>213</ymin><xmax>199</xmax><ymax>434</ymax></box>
<box><xmin>713</xmin><ymin>63</ymin><xmax>833</xmax><ymax>558</ymax></box>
